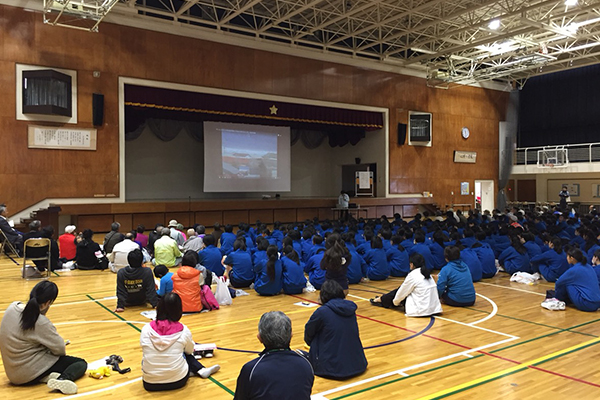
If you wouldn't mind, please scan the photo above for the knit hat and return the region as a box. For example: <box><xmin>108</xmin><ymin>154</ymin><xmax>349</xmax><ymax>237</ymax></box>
<box><xmin>65</xmin><ymin>225</ymin><xmax>76</xmax><ymax>234</ymax></box>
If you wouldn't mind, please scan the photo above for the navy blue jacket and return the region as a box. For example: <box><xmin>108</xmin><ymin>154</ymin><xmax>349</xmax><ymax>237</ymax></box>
<box><xmin>234</xmin><ymin>349</ymin><xmax>314</xmax><ymax>400</ymax></box>
<box><xmin>409</xmin><ymin>243</ymin><xmax>435</xmax><ymax>270</ymax></box>
<box><xmin>472</xmin><ymin>242</ymin><xmax>496</xmax><ymax>278</ymax></box>
<box><xmin>460</xmin><ymin>248</ymin><xmax>483</xmax><ymax>282</ymax></box>
<box><xmin>220</xmin><ymin>231</ymin><xmax>237</xmax><ymax>254</ymax></box>
<box><xmin>364</xmin><ymin>247</ymin><xmax>390</xmax><ymax>280</ymax></box>
<box><xmin>346</xmin><ymin>249</ymin><xmax>367</xmax><ymax>284</ymax></box>
<box><xmin>305</xmin><ymin>252</ymin><xmax>326</xmax><ymax>289</ymax></box>
<box><xmin>304</xmin><ymin>298</ymin><xmax>368</xmax><ymax>379</ymax></box>
<box><xmin>555</xmin><ymin>263</ymin><xmax>600</xmax><ymax>312</ymax></box>
<box><xmin>530</xmin><ymin>249</ymin><xmax>569</xmax><ymax>282</ymax></box>
<box><xmin>281</xmin><ymin>256</ymin><xmax>306</xmax><ymax>294</ymax></box>
<box><xmin>386</xmin><ymin>246</ymin><xmax>410</xmax><ymax>277</ymax></box>
<box><xmin>427</xmin><ymin>242</ymin><xmax>446</xmax><ymax>270</ymax></box>
<box><xmin>498</xmin><ymin>246</ymin><xmax>531</xmax><ymax>274</ymax></box>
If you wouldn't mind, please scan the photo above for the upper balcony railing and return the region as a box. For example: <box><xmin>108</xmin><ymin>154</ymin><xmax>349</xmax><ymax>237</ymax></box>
<box><xmin>515</xmin><ymin>143</ymin><xmax>600</xmax><ymax>166</ymax></box>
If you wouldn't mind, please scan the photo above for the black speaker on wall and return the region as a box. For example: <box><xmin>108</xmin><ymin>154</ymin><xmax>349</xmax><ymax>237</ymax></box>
<box><xmin>397</xmin><ymin>123</ymin><xmax>407</xmax><ymax>145</ymax></box>
<box><xmin>92</xmin><ymin>93</ymin><xmax>104</xmax><ymax>127</ymax></box>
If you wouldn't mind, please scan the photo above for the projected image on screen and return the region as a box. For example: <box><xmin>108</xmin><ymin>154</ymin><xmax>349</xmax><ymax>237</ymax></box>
<box><xmin>221</xmin><ymin>131</ymin><xmax>278</xmax><ymax>179</ymax></box>
<box><xmin>204</xmin><ymin>121</ymin><xmax>291</xmax><ymax>192</ymax></box>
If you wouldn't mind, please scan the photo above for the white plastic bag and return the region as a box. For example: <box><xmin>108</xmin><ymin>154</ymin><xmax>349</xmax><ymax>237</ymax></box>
<box><xmin>215</xmin><ymin>277</ymin><xmax>233</xmax><ymax>306</ymax></box>
<box><xmin>510</xmin><ymin>271</ymin><xmax>538</xmax><ymax>285</ymax></box>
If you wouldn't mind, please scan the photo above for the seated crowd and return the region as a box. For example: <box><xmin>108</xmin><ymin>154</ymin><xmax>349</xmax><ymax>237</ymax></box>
<box><xmin>3</xmin><ymin>204</ymin><xmax>600</xmax><ymax>396</ymax></box>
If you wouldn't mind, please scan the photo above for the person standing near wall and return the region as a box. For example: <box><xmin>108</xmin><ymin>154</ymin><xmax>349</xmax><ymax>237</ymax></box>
<box><xmin>558</xmin><ymin>186</ymin><xmax>570</xmax><ymax>211</ymax></box>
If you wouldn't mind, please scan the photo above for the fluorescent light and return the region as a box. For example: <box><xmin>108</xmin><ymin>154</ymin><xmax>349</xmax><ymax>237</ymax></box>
<box><xmin>488</xmin><ymin>19</ymin><xmax>501</xmax><ymax>30</ymax></box>
<box><xmin>565</xmin><ymin>0</ymin><xmax>577</xmax><ymax>6</ymax></box>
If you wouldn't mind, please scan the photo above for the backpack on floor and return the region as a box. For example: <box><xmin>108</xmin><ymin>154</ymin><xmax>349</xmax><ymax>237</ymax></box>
<box><xmin>200</xmin><ymin>285</ymin><xmax>220</xmax><ymax>311</ymax></box>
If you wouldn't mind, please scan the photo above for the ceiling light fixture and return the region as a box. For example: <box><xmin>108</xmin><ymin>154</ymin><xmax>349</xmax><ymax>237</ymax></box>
<box><xmin>488</xmin><ymin>19</ymin><xmax>501</xmax><ymax>30</ymax></box>
<box><xmin>565</xmin><ymin>0</ymin><xmax>577</xmax><ymax>6</ymax></box>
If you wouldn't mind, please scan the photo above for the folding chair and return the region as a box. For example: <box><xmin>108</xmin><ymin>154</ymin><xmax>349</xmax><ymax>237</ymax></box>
<box><xmin>22</xmin><ymin>238</ymin><xmax>51</xmax><ymax>279</ymax></box>
<box><xmin>0</xmin><ymin>230</ymin><xmax>20</xmax><ymax>260</ymax></box>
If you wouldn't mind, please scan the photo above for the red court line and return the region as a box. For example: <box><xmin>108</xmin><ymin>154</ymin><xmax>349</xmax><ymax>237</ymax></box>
<box><xmin>288</xmin><ymin>293</ymin><xmax>600</xmax><ymax>389</ymax></box>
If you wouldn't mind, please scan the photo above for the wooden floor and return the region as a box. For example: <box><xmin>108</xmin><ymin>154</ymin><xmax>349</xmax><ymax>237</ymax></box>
<box><xmin>1</xmin><ymin>253</ymin><xmax>599</xmax><ymax>400</ymax></box>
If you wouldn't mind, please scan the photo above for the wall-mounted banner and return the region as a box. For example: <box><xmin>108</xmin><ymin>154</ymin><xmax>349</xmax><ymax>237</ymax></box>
<box><xmin>28</xmin><ymin>125</ymin><xmax>97</xmax><ymax>151</ymax></box>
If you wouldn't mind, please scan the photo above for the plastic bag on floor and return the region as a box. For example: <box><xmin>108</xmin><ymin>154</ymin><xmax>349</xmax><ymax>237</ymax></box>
<box><xmin>510</xmin><ymin>271</ymin><xmax>539</xmax><ymax>285</ymax></box>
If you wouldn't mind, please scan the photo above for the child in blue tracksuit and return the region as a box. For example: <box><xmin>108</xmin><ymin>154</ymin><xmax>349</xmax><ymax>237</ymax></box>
<box><xmin>364</xmin><ymin>237</ymin><xmax>390</xmax><ymax>280</ymax></box>
<box><xmin>386</xmin><ymin>236</ymin><xmax>410</xmax><ymax>277</ymax></box>
<box><xmin>305</xmin><ymin>249</ymin><xmax>326</xmax><ymax>289</ymax></box>
<box><xmin>219</xmin><ymin>225</ymin><xmax>237</xmax><ymax>255</ymax></box>
<box><xmin>253</xmin><ymin>245</ymin><xmax>283</xmax><ymax>296</ymax></box>
<box><xmin>223</xmin><ymin>239</ymin><xmax>255</xmax><ymax>288</ymax></box>
<box><xmin>472</xmin><ymin>233</ymin><xmax>497</xmax><ymax>278</ymax></box>
<box><xmin>281</xmin><ymin>247</ymin><xmax>307</xmax><ymax>294</ymax></box>
<box><xmin>154</xmin><ymin>264</ymin><xmax>173</xmax><ymax>297</ymax></box>
<box><xmin>437</xmin><ymin>246</ymin><xmax>476</xmax><ymax>307</ymax></box>
<box><xmin>460</xmin><ymin>246</ymin><xmax>482</xmax><ymax>282</ymax></box>
<box><xmin>498</xmin><ymin>238</ymin><xmax>531</xmax><ymax>274</ymax></box>
<box><xmin>198</xmin><ymin>234</ymin><xmax>225</xmax><ymax>276</ymax></box>
<box><xmin>554</xmin><ymin>249</ymin><xmax>600</xmax><ymax>312</ymax></box>
<box><xmin>530</xmin><ymin>238</ymin><xmax>569</xmax><ymax>282</ymax></box>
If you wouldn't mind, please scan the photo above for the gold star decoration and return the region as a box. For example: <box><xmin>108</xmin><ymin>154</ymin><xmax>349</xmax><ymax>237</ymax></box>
<box><xmin>269</xmin><ymin>105</ymin><xmax>278</xmax><ymax>115</ymax></box>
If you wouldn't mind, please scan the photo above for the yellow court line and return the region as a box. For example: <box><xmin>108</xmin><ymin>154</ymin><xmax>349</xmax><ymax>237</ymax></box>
<box><xmin>416</xmin><ymin>335</ymin><xmax>600</xmax><ymax>400</ymax></box>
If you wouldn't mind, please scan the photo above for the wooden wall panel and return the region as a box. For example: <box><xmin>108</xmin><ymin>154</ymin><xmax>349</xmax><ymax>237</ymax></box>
<box><xmin>297</xmin><ymin>208</ymin><xmax>320</xmax><ymax>222</ymax></box>
<box><xmin>393</xmin><ymin>205</ymin><xmax>404</xmax><ymax>217</ymax></box>
<box><xmin>375</xmin><ymin>205</ymin><xmax>394</xmax><ymax>218</ymax></box>
<box><xmin>273</xmin><ymin>209</ymin><xmax>297</xmax><ymax>223</ymax></box>
<box><xmin>132</xmin><ymin>213</ymin><xmax>166</xmax><ymax>230</ymax></box>
<box><xmin>517</xmin><ymin>179</ymin><xmax>537</xmax><ymax>202</ymax></box>
<box><xmin>249</xmin><ymin>210</ymin><xmax>274</xmax><ymax>224</ymax></box>
<box><xmin>78</xmin><ymin>215</ymin><xmax>114</xmax><ymax>232</ymax></box>
<box><xmin>114</xmin><ymin>214</ymin><xmax>133</xmax><ymax>232</ymax></box>
<box><xmin>223</xmin><ymin>210</ymin><xmax>249</xmax><ymax>225</ymax></box>
<box><xmin>402</xmin><ymin>205</ymin><xmax>420</xmax><ymax>218</ymax></box>
<box><xmin>165</xmin><ymin>212</ymin><xmax>192</xmax><ymax>228</ymax></box>
<box><xmin>318</xmin><ymin>208</ymin><xmax>333</xmax><ymax>221</ymax></box>
<box><xmin>0</xmin><ymin>5</ymin><xmax>507</xmax><ymax>216</ymax></box>
<box><xmin>194</xmin><ymin>211</ymin><xmax>223</xmax><ymax>227</ymax></box>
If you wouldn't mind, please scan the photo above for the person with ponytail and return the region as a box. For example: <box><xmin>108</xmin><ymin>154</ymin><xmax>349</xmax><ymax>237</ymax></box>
<box><xmin>553</xmin><ymin>248</ymin><xmax>600</xmax><ymax>312</ymax></box>
<box><xmin>223</xmin><ymin>238</ymin><xmax>254</xmax><ymax>288</ymax></box>
<box><xmin>281</xmin><ymin>245</ymin><xmax>307</xmax><ymax>294</ymax></box>
<box><xmin>253</xmin><ymin>244</ymin><xmax>283</xmax><ymax>295</ymax></box>
<box><xmin>530</xmin><ymin>237</ymin><xmax>569</xmax><ymax>282</ymax></box>
<box><xmin>498</xmin><ymin>235</ymin><xmax>532</xmax><ymax>274</ymax></box>
<box><xmin>370</xmin><ymin>253</ymin><xmax>443</xmax><ymax>317</ymax></box>
<box><xmin>320</xmin><ymin>234</ymin><xmax>352</xmax><ymax>294</ymax></box>
<box><xmin>0</xmin><ymin>281</ymin><xmax>87</xmax><ymax>394</ymax></box>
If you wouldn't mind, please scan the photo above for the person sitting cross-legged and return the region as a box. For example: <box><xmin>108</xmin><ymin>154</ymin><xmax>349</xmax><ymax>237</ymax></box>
<box><xmin>370</xmin><ymin>253</ymin><xmax>443</xmax><ymax>317</ymax></box>
<box><xmin>115</xmin><ymin>249</ymin><xmax>158</xmax><ymax>313</ymax></box>
<box><xmin>436</xmin><ymin>246</ymin><xmax>476</xmax><ymax>307</ymax></box>
<box><xmin>140</xmin><ymin>292</ymin><xmax>220</xmax><ymax>392</ymax></box>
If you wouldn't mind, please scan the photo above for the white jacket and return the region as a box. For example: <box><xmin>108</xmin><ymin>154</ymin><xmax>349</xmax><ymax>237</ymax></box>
<box><xmin>140</xmin><ymin>322</ymin><xmax>194</xmax><ymax>384</ymax></box>
<box><xmin>108</xmin><ymin>239</ymin><xmax>140</xmax><ymax>273</ymax></box>
<box><xmin>393</xmin><ymin>268</ymin><xmax>443</xmax><ymax>317</ymax></box>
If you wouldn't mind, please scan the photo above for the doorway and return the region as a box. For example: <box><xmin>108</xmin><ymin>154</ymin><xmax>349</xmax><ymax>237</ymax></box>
<box><xmin>475</xmin><ymin>180</ymin><xmax>494</xmax><ymax>213</ymax></box>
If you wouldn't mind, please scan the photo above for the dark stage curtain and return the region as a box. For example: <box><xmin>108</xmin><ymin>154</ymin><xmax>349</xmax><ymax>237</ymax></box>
<box><xmin>518</xmin><ymin>63</ymin><xmax>600</xmax><ymax>147</ymax></box>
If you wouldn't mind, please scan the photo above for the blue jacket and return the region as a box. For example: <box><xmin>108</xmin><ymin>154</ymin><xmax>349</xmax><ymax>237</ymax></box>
<box><xmin>198</xmin><ymin>245</ymin><xmax>225</xmax><ymax>276</ymax></box>
<box><xmin>225</xmin><ymin>250</ymin><xmax>255</xmax><ymax>285</ymax></box>
<box><xmin>585</xmin><ymin>244</ymin><xmax>600</xmax><ymax>264</ymax></box>
<box><xmin>530</xmin><ymin>249</ymin><xmax>569</xmax><ymax>282</ymax></box>
<box><xmin>305</xmin><ymin>252</ymin><xmax>326</xmax><ymax>289</ymax></box>
<box><xmin>437</xmin><ymin>260</ymin><xmax>476</xmax><ymax>304</ymax></box>
<box><xmin>472</xmin><ymin>243</ymin><xmax>496</xmax><ymax>278</ymax></box>
<box><xmin>220</xmin><ymin>232</ymin><xmax>237</xmax><ymax>254</ymax></box>
<box><xmin>304</xmin><ymin>299</ymin><xmax>368</xmax><ymax>379</ymax></box>
<box><xmin>498</xmin><ymin>247</ymin><xmax>532</xmax><ymax>274</ymax></box>
<box><xmin>300</xmin><ymin>239</ymin><xmax>313</xmax><ymax>264</ymax></box>
<box><xmin>156</xmin><ymin>272</ymin><xmax>173</xmax><ymax>296</ymax></box>
<box><xmin>346</xmin><ymin>249</ymin><xmax>367</xmax><ymax>284</ymax></box>
<box><xmin>364</xmin><ymin>248</ymin><xmax>390</xmax><ymax>281</ymax></box>
<box><xmin>523</xmin><ymin>241</ymin><xmax>542</xmax><ymax>261</ymax></box>
<box><xmin>555</xmin><ymin>263</ymin><xmax>600</xmax><ymax>312</ymax></box>
<box><xmin>409</xmin><ymin>243</ymin><xmax>435</xmax><ymax>270</ymax></box>
<box><xmin>386</xmin><ymin>246</ymin><xmax>410</xmax><ymax>277</ymax></box>
<box><xmin>281</xmin><ymin>256</ymin><xmax>307</xmax><ymax>295</ymax></box>
<box><xmin>493</xmin><ymin>235</ymin><xmax>511</xmax><ymax>258</ymax></box>
<box><xmin>254</xmin><ymin>258</ymin><xmax>283</xmax><ymax>296</ymax></box>
<box><xmin>233</xmin><ymin>349</ymin><xmax>314</xmax><ymax>400</ymax></box>
<box><xmin>460</xmin><ymin>248</ymin><xmax>482</xmax><ymax>282</ymax></box>
<box><xmin>427</xmin><ymin>242</ymin><xmax>446</xmax><ymax>270</ymax></box>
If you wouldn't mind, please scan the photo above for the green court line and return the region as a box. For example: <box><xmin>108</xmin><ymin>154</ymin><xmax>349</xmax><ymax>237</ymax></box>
<box><xmin>330</xmin><ymin>316</ymin><xmax>600</xmax><ymax>399</ymax></box>
<box><xmin>208</xmin><ymin>376</ymin><xmax>235</xmax><ymax>395</ymax></box>
<box><xmin>86</xmin><ymin>294</ymin><xmax>141</xmax><ymax>332</ymax></box>
<box><xmin>52</xmin><ymin>271</ymin><xmax>60</xmax><ymax>276</ymax></box>
<box><xmin>86</xmin><ymin>294</ymin><xmax>235</xmax><ymax>396</ymax></box>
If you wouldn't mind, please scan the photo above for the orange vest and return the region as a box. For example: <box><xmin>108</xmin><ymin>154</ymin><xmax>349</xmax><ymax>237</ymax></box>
<box><xmin>172</xmin><ymin>266</ymin><xmax>202</xmax><ymax>312</ymax></box>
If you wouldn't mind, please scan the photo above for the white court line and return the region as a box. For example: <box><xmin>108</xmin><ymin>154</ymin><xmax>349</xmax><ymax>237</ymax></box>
<box><xmin>348</xmin><ymin>294</ymin><xmax>370</xmax><ymax>302</ymax></box>
<box><xmin>54</xmin><ymin>320</ymin><xmax>147</xmax><ymax>326</ymax></box>
<box><xmin>477</xmin><ymin>281</ymin><xmax>546</xmax><ymax>296</ymax></box>
<box><xmin>468</xmin><ymin>293</ymin><xmax>498</xmax><ymax>326</ymax></box>
<box><xmin>434</xmin><ymin>316</ymin><xmax>518</xmax><ymax>339</ymax></box>
<box><xmin>316</xmin><ymin>336</ymin><xmax>518</xmax><ymax>397</ymax></box>
<box><xmin>0</xmin><ymin>297</ymin><xmax>117</xmax><ymax>314</ymax></box>
<box><xmin>51</xmin><ymin>377</ymin><xmax>143</xmax><ymax>399</ymax></box>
